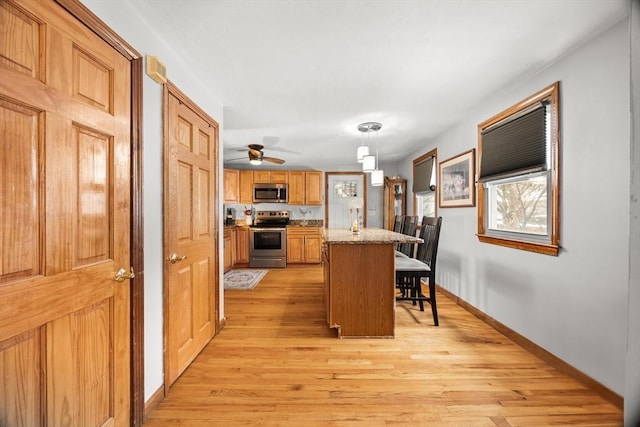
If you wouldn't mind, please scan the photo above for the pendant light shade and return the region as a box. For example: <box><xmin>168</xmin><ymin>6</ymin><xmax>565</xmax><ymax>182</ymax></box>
<box><xmin>358</xmin><ymin>122</ymin><xmax>382</xmax><ymax>172</ymax></box>
<box><xmin>362</xmin><ymin>154</ymin><xmax>375</xmax><ymax>173</ymax></box>
<box><xmin>356</xmin><ymin>145</ymin><xmax>369</xmax><ymax>163</ymax></box>
<box><xmin>371</xmin><ymin>169</ymin><xmax>384</xmax><ymax>186</ymax></box>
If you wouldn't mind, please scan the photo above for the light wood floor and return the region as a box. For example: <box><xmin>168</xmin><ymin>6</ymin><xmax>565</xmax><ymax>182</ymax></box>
<box><xmin>143</xmin><ymin>266</ymin><xmax>622</xmax><ymax>426</ymax></box>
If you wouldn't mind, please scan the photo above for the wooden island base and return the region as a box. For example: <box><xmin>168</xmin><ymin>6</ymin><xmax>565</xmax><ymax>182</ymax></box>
<box><xmin>322</xmin><ymin>228</ymin><xmax>421</xmax><ymax>338</ymax></box>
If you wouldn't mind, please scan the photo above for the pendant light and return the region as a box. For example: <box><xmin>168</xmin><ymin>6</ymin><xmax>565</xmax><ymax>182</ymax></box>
<box><xmin>356</xmin><ymin>130</ymin><xmax>369</xmax><ymax>163</ymax></box>
<box><xmin>371</xmin><ymin>129</ymin><xmax>384</xmax><ymax>186</ymax></box>
<box><xmin>358</xmin><ymin>122</ymin><xmax>380</xmax><ymax>173</ymax></box>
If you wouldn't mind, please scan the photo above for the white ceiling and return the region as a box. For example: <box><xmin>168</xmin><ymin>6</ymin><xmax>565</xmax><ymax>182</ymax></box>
<box><xmin>128</xmin><ymin>0</ymin><xmax>629</xmax><ymax>169</ymax></box>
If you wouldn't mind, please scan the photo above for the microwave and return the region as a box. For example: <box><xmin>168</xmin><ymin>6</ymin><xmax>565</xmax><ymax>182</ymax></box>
<box><xmin>253</xmin><ymin>183</ymin><xmax>288</xmax><ymax>203</ymax></box>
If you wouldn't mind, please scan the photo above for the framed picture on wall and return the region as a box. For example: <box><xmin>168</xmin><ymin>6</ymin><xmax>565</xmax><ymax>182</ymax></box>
<box><xmin>439</xmin><ymin>149</ymin><xmax>476</xmax><ymax>208</ymax></box>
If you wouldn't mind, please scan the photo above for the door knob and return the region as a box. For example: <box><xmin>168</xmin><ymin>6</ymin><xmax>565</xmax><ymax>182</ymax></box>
<box><xmin>169</xmin><ymin>253</ymin><xmax>188</xmax><ymax>264</ymax></box>
<box><xmin>114</xmin><ymin>267</ymin><xmax>135</xmax><ymax>282</ymax></box>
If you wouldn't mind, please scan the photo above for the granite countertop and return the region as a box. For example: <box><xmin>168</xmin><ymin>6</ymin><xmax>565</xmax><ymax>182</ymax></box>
<box><xmin>323</xmin><ymin>228</ymin><xmax>422</xmax><ymax>244</ymax></box>
<box><xmin>288</xmin><ymin>220</ymin><xmax>323</xmax><ymax>227</ymax></box>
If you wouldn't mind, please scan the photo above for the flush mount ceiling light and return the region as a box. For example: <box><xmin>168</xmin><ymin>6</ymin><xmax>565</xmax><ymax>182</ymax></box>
<box><xmin>249</xmin><ymin>150</ymin><xmax>263</xmax><ymax>165</ymax></box>
<box><xmin>357</xmin><ymin>122</ymin><xmax>381</xmax><ymax>164</ymax></box>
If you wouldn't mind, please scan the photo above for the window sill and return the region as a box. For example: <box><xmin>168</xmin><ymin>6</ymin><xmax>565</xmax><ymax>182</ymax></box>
<box><xmin>477</xmin><ymin>234</ymin><xmax>559</xmax><ymax>256</ymax></box>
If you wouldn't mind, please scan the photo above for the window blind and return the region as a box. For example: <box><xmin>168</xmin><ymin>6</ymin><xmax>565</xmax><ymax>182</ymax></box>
<box><xmin>413</xmin><ymin>156</ymin><xmax>434</xmax><ymax>193</ymax></box>
<box><xmin>479</xmin><ymin>104</ymin><xmax>547</xmax><ymax>182</ymax></box>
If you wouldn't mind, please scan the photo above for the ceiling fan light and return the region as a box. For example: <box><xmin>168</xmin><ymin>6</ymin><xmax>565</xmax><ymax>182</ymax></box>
<box><xmin>362</xmin><ymin>155</ymin><xmax>375</xmax><ymax>173</ymax></box>
<box><xmin>356</xmin><ymin>145</ymin><xmax>369</xmax><ymax>163</ymax></box>
<box><xmin>371</xmin><ymin>169</ymin><xmax>384</xmax><ymax>186</ymax></box>
<box><xmin>249</xmin><ymin>150</ymin><xmax>263</xmax><ymax>165</ymax></box>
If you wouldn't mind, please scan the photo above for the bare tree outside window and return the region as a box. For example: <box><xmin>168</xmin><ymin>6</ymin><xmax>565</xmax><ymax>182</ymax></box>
<box><xmin>489</xmin><ymin>175</ymin><xmax>547</xmax><ymax>235</ymax></box>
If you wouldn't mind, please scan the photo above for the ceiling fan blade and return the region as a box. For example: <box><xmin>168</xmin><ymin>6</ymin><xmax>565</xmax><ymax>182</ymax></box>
<box><xmin>263</xmin><ymin>156</ymin><xmax>285</xmax><ymax>164</ymax></box>
<box><xmin>225</xmin><ymin>156</ymin><xmax>246</xmax><ymax>162</ymax></box>
<box><xmin>248</xmin><ymin>148</ymin><xmax>262</xmax><ymax>156</ymax></box>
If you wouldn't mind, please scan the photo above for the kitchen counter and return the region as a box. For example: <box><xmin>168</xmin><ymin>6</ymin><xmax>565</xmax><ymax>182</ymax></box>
<box><xmin>323</xmin><ymin>227</ymin><xmax>421</xmax><ymax>244</ymax></box>
<box><xmin>288</xmin><ymin>220</ymin><xmax>323</xmax><ymax>227</ymax></box>
<box><xmin>322</xmin><ymin>227</ymin><xmax>422</xmax><ymax>338</ymax></box>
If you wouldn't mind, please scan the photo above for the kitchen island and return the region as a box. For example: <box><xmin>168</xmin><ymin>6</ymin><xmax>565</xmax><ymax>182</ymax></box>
<box><xmin>322</xmin><ymin>228</ymin><xmax>422</xmax><ymax>338</ymax></box>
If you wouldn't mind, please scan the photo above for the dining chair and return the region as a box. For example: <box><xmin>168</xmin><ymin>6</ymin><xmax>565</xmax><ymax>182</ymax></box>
<box><xmin>393</xmin><ymin>215</ymin><xmax>405</xmax><ymax>252</ymax></box>
<box><xmin>397</xmin><ymin>215</ymin><xmax>418</xmax><ymax>258</ymax></box>
<box><xmin>395</xmin><ymin>216</ymin><xmax>443</xmax><ymax>326</ymax></box>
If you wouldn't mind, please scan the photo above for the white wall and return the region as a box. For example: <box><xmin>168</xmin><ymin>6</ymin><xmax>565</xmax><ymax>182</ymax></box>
<box><xmin>625</xmin><ymin>1</ymin><xmax>640</xmax><ymax>424</ymax></box>
<box><xmin>82</xmin><ymin>0</ymin><xmax>225</xmax><ymax>401</ymax></box>
<box><xmin>397</xmin><ymin>19</ymin><xmax>631</xmax><ymax>395</ymax></box>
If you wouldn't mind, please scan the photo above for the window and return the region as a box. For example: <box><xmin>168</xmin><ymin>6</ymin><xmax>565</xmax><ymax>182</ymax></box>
<box><xmin>413</xmin><ymin>149</ymin><xmax>437</xmax><ymax>221</ymax></box>
<box><xmin>477</xmin><ymin>82</ymin><xmax>559</xmax><ymax>255</ymax></box>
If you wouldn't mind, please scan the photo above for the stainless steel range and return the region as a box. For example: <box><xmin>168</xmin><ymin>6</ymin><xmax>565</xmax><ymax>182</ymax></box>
<box><xmin>249</xmin><ymin>210</ymin><xmax>290</xmax><ymax>268</ymax></box>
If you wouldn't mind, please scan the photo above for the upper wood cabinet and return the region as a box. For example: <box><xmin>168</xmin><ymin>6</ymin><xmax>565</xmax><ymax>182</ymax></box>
<box><xmin>224</xmin><ymin>169</ymin><xmax>240</xmax><ymax>203</ymax></box>
<box><xmin>305</xmin><ymin>171</ymin><xmax>322</xmax><ymax>205</ymax></box>
<box><xmin>252</xmin><ymin>170</ymin><xmax>271</xmax><ymax>183</ymax></box>
<box><xmin>288</xmin><ymin>171</ymin><xmax>306</xmax><ymax>205</ymax></box>
<box><xmin>239</xmin><ymin>170</ymin><xmax>254</xmax><ymax>204</ymax></box>
<box><xmin>230</xmin><ymin>169</ymin><xmax>322</xmax><ymax>206</ymax></box>
<box><xmin>252</xmin><ymin>170</ymin><xmax>288</xmax><ymax>184</ymax></box>
<box><xmin>288</xmin><ymin>171</ymin><xmax>322</xmax><ymax>206</ymax></box>
<box><xmin>270</xmin><ymin>170</ymin><xmax>288</xmax><ymax>183</ymax></box>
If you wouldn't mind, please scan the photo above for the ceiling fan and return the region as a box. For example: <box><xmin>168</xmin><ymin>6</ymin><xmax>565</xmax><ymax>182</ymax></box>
<box><xmin>228</xmin><ymin>144</ymin><xmax>286</xmax><ymax>165</ymax></box>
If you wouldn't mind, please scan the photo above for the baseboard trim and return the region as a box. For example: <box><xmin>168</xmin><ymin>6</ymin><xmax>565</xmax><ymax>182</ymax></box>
<box><xmin>437</xmin><ymin>285</ymin><xmax>623</xmax><ymax>410</ymax></box>
<box><xmin>144</xmin><ymin>384</ymin><xmax>165</xmax><ymax>420</ymax></box>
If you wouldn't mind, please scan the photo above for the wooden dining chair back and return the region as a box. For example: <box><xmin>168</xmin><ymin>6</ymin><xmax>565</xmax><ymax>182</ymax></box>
<box><xmin>395</xmin><ymin>216</ymin><xmax>443</xmax><ymax>325</ymax></box>
<box><xmin>393</xmin><ymin>215</ymin><xmax>404</xmax><ymax>233</ymax></box>
<box><xmin>393</xmin><ymin>215</ymin><xmax>405</xmax><ymax>251</ymax></box>
<box><xmin>397</xmin><ymin>215</ymin><xmax>418</xmax><ymax>257</ymax></box>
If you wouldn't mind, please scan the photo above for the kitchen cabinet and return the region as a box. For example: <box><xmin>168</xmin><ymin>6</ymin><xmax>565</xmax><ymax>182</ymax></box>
<box><xmin>223</xmin><ymin>227</ymin><xmax>235</xmax><ymax>272</ymax></box>
<box><xmin>224</xmin><ymin>169</ymin><xmax>240</xmax><ymax>203</ymax></box>
<box><xmin>270</xmin><ymin>170</ymin><xmax>288</xmax><ymax>183</ymax></box>
<box><xmin>383</xmin><ymin>177</ymin><xmax>406</xmax><ymax>230</ymax></box>
<box><xmin>239</xmin><ymin>170</ymin><xmax>253</xmax><ymax>204</ymax></box>
<box><xmin>253</xmin><ymin>170</ymin><xmax>288</xmax><ymax>184</ymax></box>
<box><xmin>305</xmin><ymin>171</ymin><xmax>323</xmax><ymax>205</ymax></box>
<box><xmin>252</xmin><ymin>170</ymin><xmax>271</xmax><ymax>183</ymax></box>
<box><xmin>235</xmin><ymin>226</ymin><xmax>250</xmax><ymax>264</ymax></box>
<box><xmin>288</xmin><ymin>171</ymin><xmax>322</xmax><ymax>206</ymax></box>
<box><xmin>288</xmin><ymin>171</ymin><xmax>305</xmax><ymax>205</ymax></box>
<box><xmin>287</xmin><ymin>227</ymin><xmax>322</xmax><ymax>263</ymax></box>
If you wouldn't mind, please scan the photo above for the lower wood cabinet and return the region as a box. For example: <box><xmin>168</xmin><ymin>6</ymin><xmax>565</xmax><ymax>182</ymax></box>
<box><xmin>223</xmin><ymin>227</ymin><xmax>235</xmax><ymax>272</ymax></box>
<box><xmin>287</xmin><ymin>227</ymin><xmax>322</xmax><ymax>263</ymax></box>
<box><xmin>235</xmin><ymin>226</ymin><xmax>249</xmax><ymax>264</ymax></box>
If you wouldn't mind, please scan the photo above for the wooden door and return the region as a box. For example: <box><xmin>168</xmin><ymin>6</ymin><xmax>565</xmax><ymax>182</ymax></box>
<box><xmin>164</xmin><ymin>83</ymin><xmax>219</xmax><ymax>386</ymax></box>
<box><xmin>0</xmin><ymin>0</ymin><xmax>131</xmax><ymax>425</ymax></box>
<box><xmin>325</xmin><ymin>173</ymin><xmax>366</xmax><ymax>228</ymax></box>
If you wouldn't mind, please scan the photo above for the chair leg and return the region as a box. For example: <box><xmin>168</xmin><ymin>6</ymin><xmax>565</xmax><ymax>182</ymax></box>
<box><xmin>416</xmin><ymin>276</ymin><xmax>424</xmax><ymax>311</ymax></box>
<box><xmin>428</xmin><ymin>277</ymin><xmax>438</xmax><ymax>326</ymax></box>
